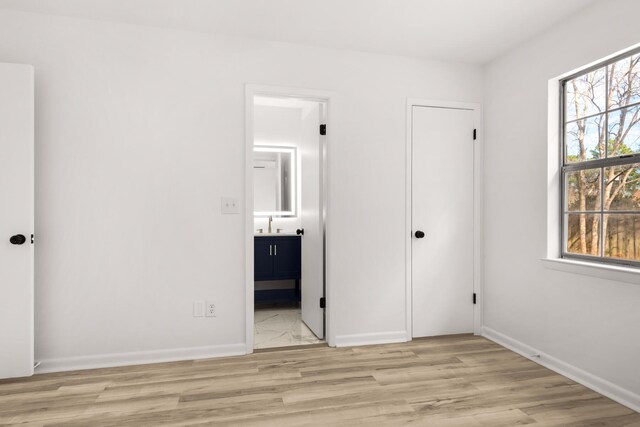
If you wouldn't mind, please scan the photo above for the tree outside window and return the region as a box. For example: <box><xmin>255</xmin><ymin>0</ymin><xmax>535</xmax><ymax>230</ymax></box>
<box><xmin>563</xmin><ymin>51</ymin><xmax>640</xmax><ymax>266</ymax></box>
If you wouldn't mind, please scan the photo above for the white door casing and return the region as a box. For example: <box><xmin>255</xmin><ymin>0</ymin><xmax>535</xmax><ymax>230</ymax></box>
<box><xmin>0</xmin><ymin>62</ymin><xmax>34</xmax><ymax>378</ymax></box>
<box><xmin>300</xmin><ymin>102</ymin><xmax>325</xmax><ymax>339</ymax></box>
<box><xmin>245</xmin><ymin>85</ymin><xmax>333</xmax><ymax>352</ymax></box>
<box><xmin>411</xmin><ymin>104</ymin><xmax>475</xmax><ymax>338</ymax></box>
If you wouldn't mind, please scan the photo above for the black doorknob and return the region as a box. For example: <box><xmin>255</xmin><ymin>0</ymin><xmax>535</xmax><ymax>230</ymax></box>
<box><xmin>296</xmin><ymin>228</ymin><xmax>304</xmax><ymax>235</ymax></box>
<box><xmin>10</xmin><ymin>234</ymin><xmax>26</xmax><ymax>245</ymax></box>
<box><xmin>414</xmin><ymin>230</ymin><xmax>425</xmax><ymax>239</ymax></box>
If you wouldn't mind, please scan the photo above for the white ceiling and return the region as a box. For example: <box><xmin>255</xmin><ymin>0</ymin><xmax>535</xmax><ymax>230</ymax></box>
<box><xmin>0</xmin><ymin>0</ymin><xmax>596</xmax><ymax>64</ymax></box>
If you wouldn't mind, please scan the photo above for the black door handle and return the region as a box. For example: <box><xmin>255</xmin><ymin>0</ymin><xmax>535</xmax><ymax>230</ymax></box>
<box><xmin>414</xmin><ymin>230</ymin><xmax>425</xmax><ymax>239</ymax></box>
<box><xmin>296</xmin><ymin>228</ymin><xmax>304</xmax><ymax>235</ymax></box>
<box><xmin>10</xmin><ymin>234</ymin><xmax>26</xmax><ymax>245</ymax></box>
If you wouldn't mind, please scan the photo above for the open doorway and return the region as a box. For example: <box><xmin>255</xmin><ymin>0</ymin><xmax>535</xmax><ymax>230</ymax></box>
<box><xmin>245</xmin><ymin>87</ymin><xmax>329</xmax><ymax>351</ymax></box>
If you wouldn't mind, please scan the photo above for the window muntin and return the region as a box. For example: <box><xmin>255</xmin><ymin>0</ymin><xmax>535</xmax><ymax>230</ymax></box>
<box><xmin>562</xmin><ymin>50</ymin><xmax>640</xmax><ymax>267</ymax></box>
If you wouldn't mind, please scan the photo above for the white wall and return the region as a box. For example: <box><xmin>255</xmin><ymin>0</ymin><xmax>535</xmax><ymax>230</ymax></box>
<box><xmin>0</xmin><ymin>10</ymin><xmax>482</xmax><ymax>367</ymax></box>
<box><xmin>484</xmin><ymin>0</ymin><xmax>640</xmax><ymax>405</ymax></box>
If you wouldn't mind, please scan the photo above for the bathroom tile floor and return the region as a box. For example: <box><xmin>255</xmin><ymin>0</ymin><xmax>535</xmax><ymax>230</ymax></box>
<box><xmin>254</xmin><ymin>306</ymin><xmax>324</xmax><ymax>349</ymax></box>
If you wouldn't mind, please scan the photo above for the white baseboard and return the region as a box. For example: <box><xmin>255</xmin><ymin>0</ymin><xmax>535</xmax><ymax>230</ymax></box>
<box><xmin>35</xmin><ymin>343</ymin><xmax>246</xmax><ymax>374</ymax></box>
<box><xmin>334</xmin><ymin>330</ymin><xmax>408</xmax><ymax>347</ymax></box>
<box><xmin>482</xmin><ymin>326</ymin><xmax>640</xmax><ymax>413</ymax></box>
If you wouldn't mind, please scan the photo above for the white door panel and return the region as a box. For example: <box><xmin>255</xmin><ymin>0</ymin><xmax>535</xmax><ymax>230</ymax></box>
<box><xmin>412</xmin><ymin>105</ymin><xmax>474</xmax><ymax>338</ymax></box>
<box><xmin>0</xmin><ymin>63</ymin><xmax>34</xmax><ymax>378</ymax></box>
<box><xmin>300</xmin><ymin>103</ymin><xmax>324</xmax><ymax>339</ymax></box>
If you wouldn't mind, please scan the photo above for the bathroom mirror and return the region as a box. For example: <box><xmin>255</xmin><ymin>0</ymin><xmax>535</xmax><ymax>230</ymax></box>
<box><xmin>253</xmin><ymin>146</ymin><xmax>296</xmax><ymax>217</ymax></box>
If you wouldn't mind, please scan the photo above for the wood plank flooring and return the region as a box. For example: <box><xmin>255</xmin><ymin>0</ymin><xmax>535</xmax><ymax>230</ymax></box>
<box><xmin>0</xmin><ymin>335</ymin><xmax>638</xmax><ymax>426</ymax></box>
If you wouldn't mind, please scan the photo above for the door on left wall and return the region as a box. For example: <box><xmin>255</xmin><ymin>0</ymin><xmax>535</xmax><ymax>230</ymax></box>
<box><xmin>0</xmin><ymin>63</ymin><xmax>34</xmax><ymax>379</ymax></box>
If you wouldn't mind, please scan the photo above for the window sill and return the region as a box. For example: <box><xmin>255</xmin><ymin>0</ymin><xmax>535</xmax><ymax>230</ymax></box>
<box><xmin>541</xmin><ymin>258</ymin><xmax>640</xmax><ymax>285</ymax></box>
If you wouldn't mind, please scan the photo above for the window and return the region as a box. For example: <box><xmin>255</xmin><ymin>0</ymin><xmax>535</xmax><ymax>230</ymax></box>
<box><xmin>562</xmin><ymin>49</ymin><xmax>640</xmax><ymax>267</ymax></box>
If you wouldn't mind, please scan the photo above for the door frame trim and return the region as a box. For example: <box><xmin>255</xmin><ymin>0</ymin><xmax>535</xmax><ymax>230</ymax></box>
<box><xmin>244</xmin><ymin>84</ymin><xmax>334</xmax><ymax>353</ymax></box>
<box><xmin>405</xmin><ymin>99</ymin><xmax>483</xmax><ymax>338</ymax></box>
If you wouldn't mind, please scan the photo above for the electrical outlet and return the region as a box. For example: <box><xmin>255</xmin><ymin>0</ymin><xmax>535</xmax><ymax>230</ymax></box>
<box><xmin>193</xmin><ymin>301</ymin><xmax>204</xmax><ymax>317</ymax></box>
<box><xmin>205</xmin><ymin>301</ymin><xmax>216</xmax><ymax>317</ymax></box>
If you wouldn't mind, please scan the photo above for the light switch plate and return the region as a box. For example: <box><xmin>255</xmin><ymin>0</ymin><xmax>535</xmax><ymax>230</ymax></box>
<box><xmin>221</xmin><ymin>197</ymin><xmax>239</xmax><ymax>214</ymax></box>
<box><xmin>193</xmin><ymin>301</ymin><xmax>205</xmax><ymax>317</ymax></box>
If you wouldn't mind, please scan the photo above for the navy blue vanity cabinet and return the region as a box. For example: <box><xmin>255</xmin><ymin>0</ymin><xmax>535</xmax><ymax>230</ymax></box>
<box><xmin>271</xmin><ymin>237</ymin><xmax>301</xmax><ymax>279</ymax></box>
<box><xmin>254</xmin><ymin>238</ymin><xmax>275</xmax><ymax>280</ymax></box>
<box><xmin>254</xmin><ymin>235</ymin><xmax>301</xmax><ymax>303</ymax></box>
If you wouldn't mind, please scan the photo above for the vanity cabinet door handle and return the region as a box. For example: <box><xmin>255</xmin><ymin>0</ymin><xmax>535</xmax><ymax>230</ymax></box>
<box><xmin>269</xmin><ymin>245</ymin><xmax>272</xmax><ymax>256</ymax></box>
<box><xmin>274</xmin><ymin>245</ymin><xmax>277</xmax><ymax>256</ymax></box>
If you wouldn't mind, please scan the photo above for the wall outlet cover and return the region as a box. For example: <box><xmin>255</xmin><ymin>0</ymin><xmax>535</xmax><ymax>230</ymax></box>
<box><xmin>205</xmin><ymin>301</ymin><xmax>216</xmax><ymax>317</ymax></box>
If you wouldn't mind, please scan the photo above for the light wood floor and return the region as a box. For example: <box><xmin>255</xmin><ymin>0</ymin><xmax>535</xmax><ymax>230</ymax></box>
<box><xmin>0</xmin><ymin>335</ymin><xmax>638</xmax><ymax>426</ymax></box>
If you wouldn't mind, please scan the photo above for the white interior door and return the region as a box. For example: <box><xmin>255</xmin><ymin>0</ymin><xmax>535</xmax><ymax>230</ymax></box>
<box><xmin>411</xmin><ymin>105</ymin><xmax>474</xmax><ymax>338</ymax></box>
<box><xmin>300</xmin><ymin>102</ymin><xmax>324</xmax><ymax>339</ymax></box>
<box><xmin>0</xmin><ymin>63</ymin><xmax>35</xmax><ymax>378</ymax></box>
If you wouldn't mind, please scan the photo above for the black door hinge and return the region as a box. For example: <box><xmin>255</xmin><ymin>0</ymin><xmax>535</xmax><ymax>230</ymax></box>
<box><xmin>473</xmin><ymin>129</ymin><xmax>477</xmax><ymax>140</ymax></box>
<box><xmin>473</xmin><ymin>293</ymin><xmax>477</xmax><ymax>304</ymax></box>
<box><xmin>320</xmin><ymin>124</ymin><xmax>327</xmax><ymax>135</ymax></box>
<box><xmin>319</xmin><ymin>297</ymin><xmax>326</xmax><ymax>309</ymax></box>
<box><xmin>31</xmin><ymin>234</ymin><xmax>34</xmax><ymax>244</ymax></box>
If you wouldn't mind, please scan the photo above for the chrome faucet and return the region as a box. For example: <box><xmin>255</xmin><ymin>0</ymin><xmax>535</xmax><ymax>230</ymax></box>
<box><xmin>268</xmin><ymin>215</ymin><xmax>273</xmax><ymax>234</ymax></box>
